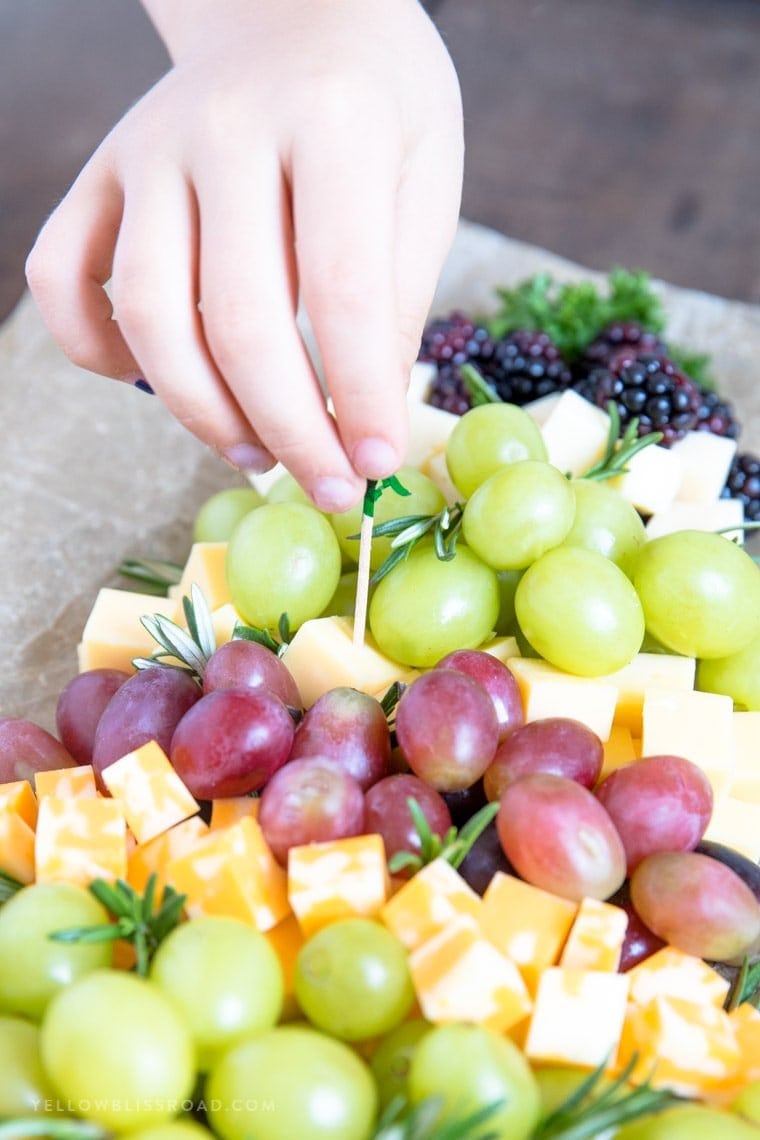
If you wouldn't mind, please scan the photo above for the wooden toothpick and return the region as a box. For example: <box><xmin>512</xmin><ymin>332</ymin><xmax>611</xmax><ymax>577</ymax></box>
<box><xmin>352</xmin><ymin>476</ymin><xmax>411</xmax><ymax>649</ymax></box>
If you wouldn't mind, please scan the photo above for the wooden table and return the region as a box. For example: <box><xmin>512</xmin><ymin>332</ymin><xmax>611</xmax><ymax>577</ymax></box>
<box><xmin>3</xmin><ymin>0</ymin><xmax>760</xmax><ymax>323</ymax></box>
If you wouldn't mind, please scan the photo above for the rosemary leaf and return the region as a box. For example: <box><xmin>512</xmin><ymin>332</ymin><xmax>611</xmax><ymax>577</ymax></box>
<box><xmin>0</xmin><ymin>869</ymin><xmax>24</xmax><ymax>903</ymax></box>
<box><xmin>117</xmin><ymin>557</ymin><xmax>183</xmax><ymax>596</ymax></box>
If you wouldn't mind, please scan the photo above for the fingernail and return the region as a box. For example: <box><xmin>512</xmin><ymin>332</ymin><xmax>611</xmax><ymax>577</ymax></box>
<box><xmin>352</xmin><ymin>437</ymin><xmax>399</xmax><ymax>479</ymax></box>
<box><xmin>222</xmin><ymin>443</ymin><xmax>275</xmax><ymax>474</ymax></box>
<box><xmin>311</xmin><ymin>476</ymin><xmax>361</xmax><ymax>513</ymax></box>
<box><xmin>134</xmin><ymin>378</ymin><xmax>155</xmax><ymax>394</ymax></box>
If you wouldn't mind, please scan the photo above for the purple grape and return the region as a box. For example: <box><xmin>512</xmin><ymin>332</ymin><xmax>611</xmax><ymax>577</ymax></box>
<box><xmin>56</xmin><ymin>668</ymin><xmax>130</xmax><ymax>765</ymax></box>
<box><xmin>0</xmin><ymin>717</ymin><xmax>77</xmax><ymax>784</ymax></box>
<box><xmin>435</xmin><ymin>649</ymin><xmax>524</xmax><ymax>742</ymax></box>
<box><xmin>484</xmin><ymin>717</ymin><xmax>603</xmax><ymax>802</ymax></box>
<box><xmin>203</xmin><ymin>639</ymin><xmax>302</xmax><ymax>709</ymax></box>
<box><xmin>288</xmin><ymin>687</ymin><xmax>391</xmax><ymax>791</ymax></box>
<box><xmin>258</xmin><ymin>757</ymin><xmax>365</xmax><ymax>865</ymax></box>
<box><xmin>364</xmin><ymin>774</ymin><xmax>452</xmax><ymax>865</ymax></box>
<box><xmin>458</xmin><ymin>821</ymin><xmax>515</xmax><ymax>896</ymax></box>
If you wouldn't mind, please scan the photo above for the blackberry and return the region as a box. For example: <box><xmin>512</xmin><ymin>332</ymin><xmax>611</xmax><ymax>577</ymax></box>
<box><xmin>722</xmin><ymin>451</ymin><xmax>760</xmax><ymax>523</ymax></box>
<box><xmin>581</xmin><ymin>321</ymin><xmax>667</xmax><ymax>371</ymax></box>
<box><xmin>420</xmin><ymin>311</ymin><xmax>496</xmax><ymax>414</ymax></box>
<box><xmin>575</xmin><ymin>350</ymin><xmax>703</xmax><ymax>446</ymax></box>
<box><xmin>479</xmin><ymin>330</ymin><xmax>573</xmax><ymax>406</ymax></box>
<box><xmin>695</xmin><ymin>388</ymin><xmax>741</xmax><ymax>440</ymax></box>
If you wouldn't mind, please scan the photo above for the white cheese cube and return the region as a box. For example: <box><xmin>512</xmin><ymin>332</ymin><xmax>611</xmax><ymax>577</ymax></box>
<box><xmin>527</xmin><ymin>390</ymin><xmax>611</xmax><ymax>477</ymax></box>
<box><xmin>610</xmin><ymin>444</ymin><xmax>683</xmax><ymax>516</ymax></box>
<box><xmin>645</xmin><ymin>499</ymin><xmax>744</xmax><ymax>544</ymax></box>
<box><xmin>641</xmin><ymin>686</ymin><xmax>735</xmax><ymax>794</ymax></box>
<box><xmin>506</xmin><ymin>657</ymin><xmax>617</xmax><ymax>740</ymax></box>
<box><xmin>671</xmin><ymin>431</ymin><xmax>738</xmax><ymax>503</ymax></box>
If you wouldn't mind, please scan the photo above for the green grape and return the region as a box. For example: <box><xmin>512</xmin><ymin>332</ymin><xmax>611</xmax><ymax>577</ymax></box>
<box><xmin>515</xmin><ymin>546</ymin><xmax>645</xmax><ymax>675</ymax></box>
<box><xmin>193</xmin><ymin>487</ymin><xmax>264</xmax><ymax>542</ymax></box>
<box><xmin>0</xmin><ymin>882</ymin><xmax>113</xmax><ymax>1020</ymax></box>
<box><xmin>495</xmin><ymin>568</ymin><xmax>524</xmax><ymax>635</ymax></box>
<box><xmin>462</xmin><ymin>460</ymin><xmax>576</xmax><ymax>571</ymax></box>
<box><xmin>330</xmin><ymin>466</ymin><xmax>445</xmax><ymax>570</ymax></box>
<box><xmin>368</xmin><ymin>544</ymin><xmax>499</xmax><ymax>667</ymax></box>
<box><xmin>129</xmin><ymin>1124</ymin><xmax>211</xmax><ymax>1140</ymax></box>
<box><xmin>0</xmin><ymin>1015</ymin><xmax>59</xmax><ymax>1115</ymax></box>
<box><xmin>407</xmin><ymin>1022</ymin><xmax>541</xmax><ymax>1140</ymax></box>
<box><xmin>149</xmin><ymin>916</ymin><xmax>284</xmax><ymax>1071</ymax></box>
<box><xmin>696</xmin><ymin>630</ymin><xmax>760</xmax><ymax>710</ymax></box>
<box><xmin>294</xmin><ymin>918</ymin><xmax>415</xmax><ymax>1041</ymax></box>
<box><xmin>733</xmin><ymin>1078</ymin><xmax>760</xmax><ymax>1126</ymax></box>
<box><xmin>266</xmin><ymin>471</ymin><xmax>312</xmax><ymax>505</ymax></box>
<box><xmin>40</xmin><ymin>969</ymin><xmax>196</xmax><ymax>1132</ymax></box>
<box><xmin>226</xmin><ymin>501</ymin><xmax>342</xmax><ymax>632</ymax></box>
<box><xmin>320</xmin><ymin>570</ymin><xmax>360</xmax><ymax>618</ymax></box>
<box><xmin>632</xmin><ymin>530</ymin><xmax>760</xmax><ymax>658</ymax></box>
<box><xmin>614</xmin><ymin>1103</ymin><xmax>760</xmax><ymax>1138</ymax></box>
<box><xmin>206</xmin><ymin>1024</ymin><xmax>377</xmax><ymax>1140</ymax></box>
<box><xmin>532</xmin><ymin>1064</ymin><xmax>616</xmax><ymax>1120</ymax></box>
<box><xmin>559</xmin><ymin>479</ymin><xmax>646</xmax><ymax>576</ymax></box>
<box><xmin>445</xmin><ymin>403</ymin><xmax>548</xmax><ymax>498</ymax></box>
<box><xmin>369</xmin><ymin>1018</ymin><xmax>431</xmax><ymax>1111</ymax></box>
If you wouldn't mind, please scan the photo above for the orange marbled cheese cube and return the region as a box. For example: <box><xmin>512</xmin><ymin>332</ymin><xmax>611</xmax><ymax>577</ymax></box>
<box><xmin>0</xmin><ymin>780</ymin><xmax>38</xmax><ymax>829</ymax></box>
<box><xmin>34</xmin><ymin>796</ymin><xmax>127</xmax><ymax>886</ymax></box>
<box><xmin>35</xmin><ymin>765</ymin><xmax>97</xmax><ymax>801</ymax></box>
<box><xmin>625</xmin><ymin>946</ymin><xmax>730</xmax><ymax>1010</ymax></box>
<box><xmin>559</xmin><ymin>897</ymin><xmax>628</xmax><ymax>973</ymax></box>
<box><xmin>729</xmin><ymin>1003</ymin><xmax>760</xmax><ymax>1083</ymax></box>
<box><xmin>288</xmin><ymin>834</ymin><xmax>390</xmax><ymax>937</ymax></box>
<box><xmin>101</xmin><ymin>740</ymin><xmax>199</xmax><ymax>844</ymax></box>
<box><xmin>523</xmin><ymin>967</ymin><xmax>630</xmax><ymax>1069</ymax></box>
<box><xmin>209</xmin><ymin>796</ymin><xmax>260</xmax><ymax>831</ymax></box>
<box><xmin>618</xmin><ymin>995</ymin><xmax>741</xmax><ymax>1097</ymax></box>
<box><xmin>127</xmin><ymin>815</ymin><xmax>210</xmax><ymax>893</ymax></box>
<box><xmin>167</xmin><ymin>817</ymin><xmax>289</xmax><ymax>931</ymax></box>
<box><xmin>264</xmin><ymin>912</ymin><xmax>306</xmax><ymax>1021</ymax></box>
<box><xmin>479</xmin><ymin>872</ymin><xmax>577</xmax><ymax>993</ymax></box>
<box><xmin>381</xmin><ymin>858</ymin><xmax>483</xmax><ymax>952</ymax></box>
<box><xmin>409</xmin><ymin>915</ymin><xmax>532</xmax><ymax>1034</ymax></box>
<box><xmin>0</xmin><ymin>811</ymin><xmax>36</xmax><ymax>883</ymax></box>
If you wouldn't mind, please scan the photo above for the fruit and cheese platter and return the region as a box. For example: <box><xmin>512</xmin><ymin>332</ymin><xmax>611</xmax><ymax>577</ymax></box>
<box><xmin>1</xmin><ymin>222</ymin><xmax>760</xmax><ymax>1139</ymax></box>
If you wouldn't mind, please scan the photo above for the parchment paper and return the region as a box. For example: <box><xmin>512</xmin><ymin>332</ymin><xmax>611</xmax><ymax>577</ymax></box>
<box><xmin>2</xmin><ymin>220</ymin><xmax>759</xmax><ymax>732</ymax></box>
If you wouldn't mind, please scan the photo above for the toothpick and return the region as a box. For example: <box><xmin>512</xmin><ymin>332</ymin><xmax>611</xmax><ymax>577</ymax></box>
<box><xmin>352</xmin><ymin>476</ymin><xmax>411</xmax><ymax>650</ymax></box>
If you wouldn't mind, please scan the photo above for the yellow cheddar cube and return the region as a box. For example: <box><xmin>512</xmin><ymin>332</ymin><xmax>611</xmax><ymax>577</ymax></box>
<box><xmin>209</xmin><ymin>796</ymin><xmax>260</xmax><ymax>831</ymax></box>
<box><xmin>559</xmin><ymin>897</ymin><xmax>628</xmax><ymax>973</ymax></box>
<box><xmin>604</xmin><ymin>652</ymin><xmax>695</xmax><ymax>736</ymax></box>
<box><xmin>625</xmin><ymin>946</ymin><xmax>730</xmax><ymax>1010</ymax></box>
<box><xmin>479</xmin><ymin>872</ymin><xmax>577</xmax><ymax>994</ymax></box>
<box><xmin>35</xmin><ymin>765</ymin><xmax>97</xmax><ymax>801</ymax></box>
<box><xmin>702</xmin><ymin>795</ymin><xmax>760</xmax><ymax>863</ymax></box>
<box><xmin>211</xmin><ymin>603</ymin><xmax>243</xmax><ymax>646</ymax></box>
<box><xmin>505</xmin><ymin>657</ymin><xmax>617</xmax><ymax>740</ymax></box>
<box><xmin>127</xmin><ymin>815</ymin><xmax>210</xmax><ymax>893</ymax></box>
<box><xmin>728</xmin><ymin>711</ymin><xmax>760</xmax><ymax>801</ymax></box>
<box><xmin>599</xmin><ymin>724</ymin><xmax>637</xmax><ymax>782</ymax></box>
<box><xmin>481</xmin><ymin>636</ymin><xmax>521</xmax><ymax>664</ymax></box>
<box><xmin>0</xmin><ymin>780</ymin><xmax>38</xmax><ymax>829</ymax></box>
<box><xmin>524</xmin><ymin>968</ymin><xmax>630</xmax><ymax>1070</ymax></box>
<box><xmin>409</xmin><ymin>915</ymin><xmax>532</xmax><ymax>1034</ymax></box>
<box><xmin>264</xmin><ymin>913</ymin><xmax>306</xmax><ymax>1022</ymax></box>
<box><xmin>168</xmin><ymin>817</ymin><xmax>289</xmax><ymax>932</ymax></box>
<box><xmin>381</xmin><ymin>857</ymin><xmax>482</xmax><ymax>952</ymax></box>
<box><xmin>0</xmin><ymin>811</ymin><xmax>36</xmax><ymax>883</ymax></box>
<box><xmin>618</xmin><ymin>996</ymin><xmax>741</xmax><ymax>1097</ymax></box>
<box><xmin>175</xmin><ymin>542</ymin><xmax>231</xmax><ymax>611</ymax></box>
<box><xmin>101</xmin><ymin>740</ymin><xmax>199</xmax><ymax>844</ymax></box>
<box><xmin>281</xmin><ymin>616</ymin><xmax>417</xmax><ymax>708</ymax></box>
<box><xmin>641</xmin><ymin>686</ymin><xmax>735</xmax><ymax>792</ymax></box>
<box><xmin>288</xmin><ymin>834</ymin><xmax>390</xmax><ymax>937</ymax></box>
<box><xmin>35</xmin><ymin>796</ymin><xmax>127</xmax><ymax>886</ymax></box>
<box><xmin>729</xmin><ymin>1003</ymin><xmax>760</xmax><ymax>1083</ymax></box>
<box><xmin>77</xmin><ymin>587</ymin><xmax>176</xmax><ymax>673</ymax></box>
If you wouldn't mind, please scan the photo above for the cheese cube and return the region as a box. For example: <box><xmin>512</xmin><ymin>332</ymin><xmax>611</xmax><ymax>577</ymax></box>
<box><xmin>599</xmin><ymin>724</ymin><xmax>637</xmax><ymax>782</ymax></box>
<box><xmin>604</xmin><ymin>651</ymin><xmax>696</xmax><ymax>736</ymax></box>
<box><xmin>645</xmin><ymin>499</ymin><xmax>744</xmax><ymax>545</ymax></box>
<box><xmin>0</xmin><ymin>780</ymin><xmax>38</xmax><ymax>829</ymax></box>
<box><xmin>528</xmin><ymin>390</ymin><xmax>612</xmax><ymax>477</ymax></box>
<box><xmin>209</xmin><ymin>796</ymin><xmax>260</xmax><ymax>831</ymax></box>
<box><xmin>77</xmin><ymin>587</ymin><xmax>176</xmax><ymax>673</ymax></box>
<box><xmin>702</xmin><ymin>795</ymin><xmax>760</xmax><ymax>862</ymax></box>
<box><xmin>127</xmin><ymin>815</ymin><xmax>210</xmax><ymax>893</ymax></box>
<box><xmin>406</xmin><ymin>360</ymin><xmax>437</xmax><ymax>405</ymax></box>
<box><xmin>288</xmin><ymin>834</ymin><xmax>389</xmax><ymax>936</ymax></box>
<box><xmin>175</xmin><ymin>542</ymin><xmax>231</xmax><ymax>611</ymax></box>
<box><xmin>35</xmin><ymin>796</ymin><xmax>127</xmax><ymax>886</ymax></box>
<box><xmin>281</xmin><ymin>616</ymin><xmax>417</xmax><ymax>708</ymax></box>
<box><xmin>101</xmin><ymin>740</ymin><xmax>199</xmax><ymax>844</ymax></box>
<box><xmin>625</xmin><ymin>947</ymin><xmax>730</xmax><ymax>1010</ymax></box>
<box><xmin>728</xmin><ymin>711</ymin><xmax>760</xmax><ymax>801</ymax></box>
<box><xmin>35</xmin><ymin>765</ymin><xmax>97</xmax><ymax>801</ymax></box>
<box><xmin>404</xmin><ymin>401</ymin><xmax>459</xmax><ymax>469</ymax></box>
<box><xmin>211</xmin><ymin>603</ymin><xmax>242</xmax><ymax>646</ymax></box>
<box><xmin>559</xmin><ymin>898</ymin><xmax>628</xmax><ymax>972</ymax></box>
<box><xmin>409</xmin><ymin>916</ymin><xmax>532</xmax><ymax>1034</ymax></box>
<box><xmin>381</xmin><ymin>857</ymin><xmax>483</xmax><ymax>952</ymax></box>
<box><xmin>641</xmin><ymin>686</ymin><xmax>735</xmax><ymax>792</ymax></box>
<box><xmin>167</xmin><ymin>817</ymin><xmax>289</xmax><ymax>931</ymax></box>
<box><xmin>729</xmin><ymin>1003</ymin><xmax>760</xmax><ymax>1082</ymax></box>
<box><xmin>618</xmin><ymin>996</ymin><xmax>741</xmax><ymax>1097</ymax></box>
<box><xmin>0</xmin><ymin>811</ymin><xmax>36</xmax><ymax>883</ymax></box>
<box><xmin>419</xmin><ymin>449</ymin><xmax>461</xmax><ymax>506</ymax></box>
<box><xmin>479</xmin><ymin>872</ymin><xmax>577</xmax><ymax>993</ymax></box>
<box><xmin>264</xmin><ymin>913</ymin><xmax>306</xmax><ymax>1022</ymax></box>
<box><xmin>670</xmin><ymin>431</ymin><xmax>738</xmax><ymax>504</ymax></box>
<box><xmin>524</xmin><ymin>967</ymin><xmax>630</xmax><ymax>1069</ymax></box>
<box><xmin>481</xmin><ymin>636</ymin><xmax>521</xmax><ymax>664</ymax></box>
<box><xmin>506</xmin><ymin>657</ymin><xmax>617</xmax><ymax>740</ymax></box>
<box><xmin>610</xmin><ymin>444</ymin><xmax>682</xmax><ymax>516</ymax></box>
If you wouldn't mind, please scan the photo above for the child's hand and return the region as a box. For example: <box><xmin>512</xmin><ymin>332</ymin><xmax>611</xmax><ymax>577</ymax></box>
<box><xmin>25</xmin><ymin>0</ymin><xmax>463</xmax><ymax>512</ymax></box>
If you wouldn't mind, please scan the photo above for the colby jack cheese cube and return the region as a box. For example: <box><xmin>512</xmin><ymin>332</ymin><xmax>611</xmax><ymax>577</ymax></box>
<box><xmin>381</xmin><ymin>857</ymin><xmax>483</xmax><ymax>952</ymax></box>
<box><xmin>101</xmin><ymin>740</ymin><xmax>199</xmax><ymax>844</ymax></box>
<box><xmin>127</xmin><ymin>815</ymin><xmax>210</xmax><ymax>893</ymax></box>
<box><xmin>288</xmin><ymin>833</ymin><xmax>390</xmax><ymax>937</ymax></box>
<box><xmin>479</xmin><ymin>872</ymin><xmax>577</xmax><ymax>994</ymax></box>
<box><xmin>0</xmin><ymin>779</ymin><xmax>38</xmax><ymax>829</ymax></box>
<box><xmin>34</xmin><ymin>796</ymin><xmax>127</xmax><ymax>886</ymax></box>
<box><xmin>524</xmin><ymin>967</ymin><xmax>630</xmax><ymax>1070</ymax></box>
<box><xmin>559</xmin><ymin>897</ymin><xmax>628</xmax><ymax>973</ymax></box>
<box><xmin>0</xmin><ymin>810</ymin><xmax>36</xmax><ymax>883</ymax></box>
<box><xmin>35</xmin><ymin>765</ymin><xmax>97</xmax><ymax>801</ymax></box>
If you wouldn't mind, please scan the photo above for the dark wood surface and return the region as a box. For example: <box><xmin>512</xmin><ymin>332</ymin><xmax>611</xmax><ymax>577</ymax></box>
<box><xmin>2</xmin><ymin>0</ymin><xmax>760</xmax><ymax>324</ymax></box>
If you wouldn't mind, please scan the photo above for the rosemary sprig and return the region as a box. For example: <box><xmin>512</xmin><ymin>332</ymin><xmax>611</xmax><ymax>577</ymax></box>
<box><xmin>233</xmin><ymin>613</ymin><xmax>292</xmax><ymax>657</ymax></box>
<box><xmin>368</xmin><ymin>503</ymin><xmax>465</xmax><ymax>586</ymax></box>
<box><xmin>388</xmin><ymin>800</ymin><xmax>499</xmax><ymax>876</ymax></box>
<box><xmin>460</xmin><ymin>363</ymin><xmax>500</xmax><ymax>407</ymax></box>
<box><xmin>726</xmin><ymin>955</ymin><xmax>760</xmax><ymax>1010</ymax></box>
<box><xmin>580</xmin><ymin>403</ymin><xmax>663</xmax><ymax>482</ymax></box>
<box><xmin>0</xmin><ymin>869</ymin><xmax>24</xmax><ymax>903</ymax></box>
<box><xmin>378</xmin><ymin>680</ymin><xmax>407</xmax><ymax>726</ymax></box>
<box><xmin>134</xmin><ymin>583</ymin><xmax>216</xmax><ymax>678</ymax></box>
<box><xmin>117</xmin><ymin>556</ymin><xmax>183</xmax><ymax>596</ymax></box>
<box><xmin>373</xmin><ymin>1094</ymin><xmax>503</xmax><ymax>1140</ymax></box>
<box><xmin>49</xmin><ymin>874</ymin><xmax>186</xmax><ymax>977</ymax></box>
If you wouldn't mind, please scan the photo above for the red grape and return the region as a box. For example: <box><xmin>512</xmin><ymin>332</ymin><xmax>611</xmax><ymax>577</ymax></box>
<box><xmin>483</xmin><ymin>717</ymin><xmax>603</xmax><ymax>802</ymax></box>
<box><xmin>258</xmin><ymin>757</ymin><xmax>365</xmax><ymax>864</ymax></box>
<box><xmin>496</xmin><ymin>773</ymin><xmax>627</xmax><ymax>901</ymax></box>
<box><xmin>288</xmin><ymin>687</ymin><xmax>391</xmax><ymax>791</ymax></box>
<box><xmin>364</xmin><ymin>774</ymin><xmax>452</xmax><ymax>864</ymax></box>
<box><xmin>55</xmin><ymin>668</ymin><xmax>130</xmax><ymax>765</ymax></box>
<box><xmin>607</xmin><ymin>882</ymin><xmax>666</xmax><ymax>971</ymax></box>
<box><xmin>0</xmin><ymin>718</ymin><xmax>77</xmax><ymax>784</ymax></box>
<box><xmin>395</xmin><ymin>670</ymin><xmax>499</xmax><ymax>792</ymax></box>
<box><xmin>595</xmin><ymin>754</ymin><xmax>713</xmax><ymax>872</ymax></box>
<box><xmin>203</xmin><ymin>639</ymin><xmax>302</xmax><ymax>708</ymax></box>
<box><xmin>170</xmin><ymin>687</ymin><xmax>295</xmax><ymax>800</ymax></box>
<box><xmin>435</xmin><ymin>649</ymin><xmax>524</xmax><ymax>742</ymax></box>
<box><xmin>696</xmin><ymin>839</ymin><xmax>760</xmax><ymax>903</ymax></box>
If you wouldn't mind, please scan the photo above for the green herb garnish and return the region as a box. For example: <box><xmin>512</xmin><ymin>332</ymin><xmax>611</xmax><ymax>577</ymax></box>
<box><xmin>726</xmin><ymin>956</ymin><xmax>760</xmax><ymax>1011</ymax></box>
<box><xmin>373</xmin><ymin>1094</ymin><xmax>503</xmax><ymax>1140</ymax></box>
<box><xmin>117</xmin><ymin>556</ymin><xmax>183</xmax><ymax>596</ymax></box>
<box><xmin>388</xmin><ymin>799</ymin><xmax>499</xmax><ymax>876</ymax></box>
<box><xmin>581</xmin><ymin>402</ymin><xmax>664</xmax><ymax>481</ymax></box>
<box><xmin>0</xmin><ymin>869</ymin><xmax>24</xmax><ymax>903</ymax></box>
<box><xmin>365</xmin><ymin>503</ymin><xmax>465</xmax><ymax>586</ymax></box>
<box><xmin>233</xmin><ymin>612</ymin><xmax>292</xmax><ymax>657</ymax></box>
